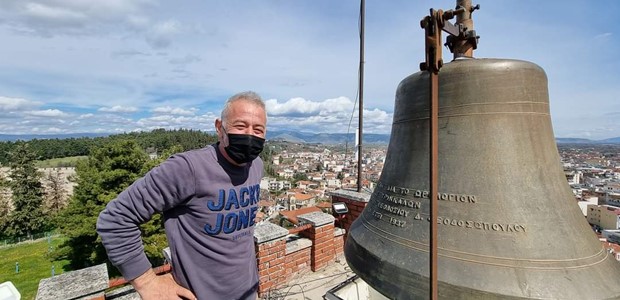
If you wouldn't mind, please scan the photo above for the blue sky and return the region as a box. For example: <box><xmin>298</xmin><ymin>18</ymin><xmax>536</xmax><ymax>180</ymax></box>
<box><xmin>0</xmin><ymin>0</ymin><xmax>618</xmax><ymax>139</ymax></box>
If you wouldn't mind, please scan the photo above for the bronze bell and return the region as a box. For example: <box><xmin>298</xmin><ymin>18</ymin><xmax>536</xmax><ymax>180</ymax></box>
<box><xmin>344</xmin><ymin>58</ymin><xmax>620</xmax><ymax>299</ymax></box>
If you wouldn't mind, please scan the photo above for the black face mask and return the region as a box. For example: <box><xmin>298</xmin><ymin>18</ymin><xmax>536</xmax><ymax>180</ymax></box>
<box><xmin>223</xmin><ymin>132</ymin><xmax>265</xmax><ymax>164</ymax></box>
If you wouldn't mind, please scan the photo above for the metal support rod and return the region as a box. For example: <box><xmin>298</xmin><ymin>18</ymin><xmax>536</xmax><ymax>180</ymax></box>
<box><xmin>357</xmin><ymin>0</ymin><xmax>365</xmax><ymax>193</ymax></box>
<box><xmin>429</xmin><ymin>71</ymin><xmax>439</xmax><ymax>300</ymax></box>
<box><xmin>419</xmin><ymin>1</ymin><xmax>479</xmax><ymax>298</ymax></box>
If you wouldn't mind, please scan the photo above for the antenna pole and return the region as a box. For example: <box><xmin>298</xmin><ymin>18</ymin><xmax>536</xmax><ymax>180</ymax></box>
<box><xmin>357</xmin><ymin>0</ymin><xmax>365</xmax><ymax>193</ymax></box>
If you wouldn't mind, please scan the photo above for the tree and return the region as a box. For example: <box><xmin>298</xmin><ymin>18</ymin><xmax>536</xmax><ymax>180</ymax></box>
<box><xmin>5</xmin><ymin>143</ymin><xmax>48</xmax><ymax>237</ymax></box>
<box><xmin>54</xmin><ymin>140</ymin><xmax>178</xmax><ymax>270</ymax></box>
<box><xmin>292</xmin><ymin>172</ymin><xmax>308</xmax><ymax>183</ymax></box>
<box><xmin>0</xmin><ymin>173</ymin><xmax>11</xmax><ymax>237</ymax></box>
<box><xmin>138</xmin><ymin>145</ymin><xmax>183</xmax><ymax>265</ymax></box>
<box><xmin>44</xmin><ymin>168</ymin><xmax>67</xmax><ymax>215</ymax></box>
<box><xmin>55</xmin><ymin>140</ymin><xmax>151</xmax><ymax>270</ymax></box>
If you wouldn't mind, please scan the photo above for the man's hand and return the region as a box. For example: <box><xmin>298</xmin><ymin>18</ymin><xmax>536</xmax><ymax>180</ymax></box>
<box><xmin>131</xmin><ymin>269</ymin><xmax>196</xmax><ymax>300</ymax></box>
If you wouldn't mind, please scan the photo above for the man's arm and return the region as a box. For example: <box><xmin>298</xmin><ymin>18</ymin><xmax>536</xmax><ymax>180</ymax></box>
<box><xmin>96</xmin><ymin>154</ymin><xmax>196</xmax><ymax>297</ymax></box>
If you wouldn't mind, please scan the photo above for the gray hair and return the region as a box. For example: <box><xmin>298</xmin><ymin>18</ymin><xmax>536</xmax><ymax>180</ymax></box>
<box><xmin>220</xmin><ymin>91</ymin><xmax>266</xmax><ymax>124</ymax></box>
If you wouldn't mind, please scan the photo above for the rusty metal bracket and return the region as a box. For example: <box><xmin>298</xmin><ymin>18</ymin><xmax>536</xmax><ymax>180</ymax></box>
<box><xmin>420</xmin><ymin>3</ymin><xmax>480</xmax><ymax>72</ymax></box>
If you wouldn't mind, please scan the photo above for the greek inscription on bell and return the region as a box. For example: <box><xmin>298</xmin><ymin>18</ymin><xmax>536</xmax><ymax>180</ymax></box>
<box><xmin>377</xmin><ymin>182</ymin><xmax>477</xmax><ymax>203</ymax></box>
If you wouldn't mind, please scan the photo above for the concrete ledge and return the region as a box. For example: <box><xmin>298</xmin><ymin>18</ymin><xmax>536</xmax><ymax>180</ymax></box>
<box><xmin>254</xmin><ymin>222</ymin><xmax>289</xmax><ymax>244</ymax></box>
<box><xmin>330</xmin><ymin>189</ymin><xmax>370</xmax><ymax>203</ymax></box>
<box><xmin>36</xmin><ymin>263</ymin><xmax>108</xmax><ymax>300</ymax></box>
<box><xmin>106</xmin><ymin>285</ymin><xmax>141</xmax><ymax>300</ymax></box>
<box><xmin>334</xmin><ymin>227</ymin><xmax>346</xmax><ymax>237</ymax></box>
<box><xmin>298</xmin><ymin>212</ymin><xmax>335</xmax><ymax>227</ymax></box>
<box><xmin>286</xmin><ymin>237</ymin><xmax>312</xmax><ymax>255</ymax></box>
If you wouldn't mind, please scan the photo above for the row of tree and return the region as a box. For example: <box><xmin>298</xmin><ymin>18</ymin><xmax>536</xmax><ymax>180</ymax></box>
<box><xmin>0</xmin><ymin>128</ymin><xmax>218</xmax><ymax>165</ymax></box>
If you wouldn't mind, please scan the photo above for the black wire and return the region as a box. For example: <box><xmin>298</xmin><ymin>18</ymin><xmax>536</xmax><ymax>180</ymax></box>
<box><xmin>345</xmin><ymin>0</ymin><xmax>363</xmax><ymax>164</ymax></box>
<box><xmin>275</xmin><ymin>271</ymin><xmax>353</xmax><ymax>298</ymax></box>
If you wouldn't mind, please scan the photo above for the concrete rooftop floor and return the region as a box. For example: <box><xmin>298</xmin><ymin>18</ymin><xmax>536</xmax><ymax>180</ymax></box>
<box><xmin>262</xmin><ymin>255</ymin><xmax>356</xmax><ymax>300</ymax></box>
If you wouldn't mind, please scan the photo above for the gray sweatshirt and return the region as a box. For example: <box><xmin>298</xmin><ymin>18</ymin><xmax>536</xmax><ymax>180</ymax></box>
<box><xmin>97</xmin><ymin>144</ymin><xmax>262</xmax><ymax>300</ymax></box>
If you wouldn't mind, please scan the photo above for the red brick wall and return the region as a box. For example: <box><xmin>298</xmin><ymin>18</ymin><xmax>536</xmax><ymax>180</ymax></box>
<box><xmin>284</xmin><ymin>247</ymin><xmax>311</xmax><ymax>276</ymax></box>
<box><xmin>255</xmin><ymin>223</ymin><xmax>346</xmax><ymax>297</ymax></box>
<box><xmin>300</xmin><ymin>223</ymin><xmax>336</xmax><ymax>271</ymax></box>
<box><xmin>331</xmin><ymin>195</ymin><xmax>368</xmax><ymax>239</ymax></box>
<box><xmin>256</xmin><ymin>239</ymin><xmax>287</xmax><ymax>293</ymax></box>
<box><xmin>334</xmin><ymin>231</ymin><xmax>345</xmax><ymax>254</ymax></box>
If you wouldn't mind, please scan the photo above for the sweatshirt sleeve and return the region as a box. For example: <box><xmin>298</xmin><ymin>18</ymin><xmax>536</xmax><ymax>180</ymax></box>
<box><xmin>96</xmin><ymin>154</ymin><xmax>196</xmax><ymax>281</ymax></box>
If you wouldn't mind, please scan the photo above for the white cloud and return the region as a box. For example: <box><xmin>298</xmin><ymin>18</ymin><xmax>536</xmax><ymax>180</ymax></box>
<box><xmin>79</xmin><ymin>113</ymin><xmax>94</xmax><ymax>119</ymax></box>
<box><xmin>151</xmin><ymin>106</ymin><xmax>197</xmax><ymax>116</ymax></box>
<box><xmin>0</xmin><ymin>0</ymin><xmax>148</xmax><ymax>35</ymax></box>
<box><xmin>25</xmin><ymin>109</ymin><xmax>68</xmax><ymax>117</ymax></box>
<box><xmin>169</xmin><ymin>55</ymin><xmax>201</xmax><ymax>65</ymax></box>
<box><xmin>146</xmin><ymin>19</ymin><xmax>181</xmax><ymax>49</ymax></box>
<box><xmin>98</xmin><ymin>106</ymin><xmax>138</xmax><ymax>113</ymax></box>
<box><xmin>0</xmin><ymin>96</ymin><xmax>42</xmax><ymax>111</ymax></box>
<box><xmin>265</xmin><ymin>96</ymin><xmax>355</xmax><ymax>117</ymax></box>
<box><xmin>264</xmin><ymin>96</ymin><xmax>393</xmax><ymax>134</ymax></box>
<box><xmin>44</xmin><ymin>127</ymin><xmax>63</xmax><ymax>133</ymax></box>
<box><xmin>0</xmin><ymin>0</ymin><xmax>178</xmax><ymax>49</ymax></box>
<box><xmin>594</xmin><ymin>32</ymin><xmax>612</xmax><ymax>40</ymax></box>
<box><xmin>22</xmin><ymin>2</ymin><xmax>87</xmax><ymax>27</ymax></box>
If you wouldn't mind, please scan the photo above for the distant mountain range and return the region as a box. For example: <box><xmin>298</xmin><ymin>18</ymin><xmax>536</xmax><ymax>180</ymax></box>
<box><xmin>555</xmin><ymin>137</ymin><xmax>620</xmax><ymax>144</ymax></box>
<box><xmin>268</xmin><ymin>131</ymin><xmax>389</xmax><ymax>144</ymax></box>
<box><xmin>0</xmin><ymin>132</ymin><xmax>111</xmax><ymax>142</ymax></box>
<box><xmin>1</xmin><ymin>131</ymin><xmax>620</xmax><ymax>145</ymax></box>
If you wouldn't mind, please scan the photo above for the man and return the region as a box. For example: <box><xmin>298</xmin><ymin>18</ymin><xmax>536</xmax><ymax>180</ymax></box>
<box><xmin>97</xmin><ymin>91</ymin><xmax>267</xmax><ymax>300</ymax></box>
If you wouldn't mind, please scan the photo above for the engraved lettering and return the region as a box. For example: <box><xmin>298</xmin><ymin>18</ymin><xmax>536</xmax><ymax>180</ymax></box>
<box><xmin>389</xmin><ymin>217</ymin><xmax>406</xmax><ymax>227</ymax></box>
<box><xmin>432</xmin><ymin>218</ymin><xmax>526</xmax><ymax>233</ymax></box>
<box><xmin>380</xmin><ymin>185</ymin><xmax>477</xmax><ymax>204</ymax></box>
<box><xmin>377</xmin><ymin>202</ymin><xmax>410</xmax><ymax>217</ymax></box>
<box><xmin>414</xmin><ymin>213</ymin><xmax>422</xmax><ymax>220</ymax></box>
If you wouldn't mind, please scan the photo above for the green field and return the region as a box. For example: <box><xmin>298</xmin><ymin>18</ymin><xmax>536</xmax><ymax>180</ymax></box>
<box><xmin>35</xmin><ymin>156</ymin><xmax>87</xmax><ymax>168</ymax></box>
<box><xmin>0</xmin><ymin>237</ymin><xmax>72</xmax><ymax>300</ymax></box>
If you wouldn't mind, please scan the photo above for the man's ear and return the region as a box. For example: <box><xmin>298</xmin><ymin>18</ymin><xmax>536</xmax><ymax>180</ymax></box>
<box><xmin>215</xmin><ymin>119</ymin><xmax>222</xmax><ymax>135</ymax></box>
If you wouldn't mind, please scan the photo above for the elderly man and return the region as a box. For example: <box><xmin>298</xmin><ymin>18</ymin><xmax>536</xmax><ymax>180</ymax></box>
<box><xmin>97</xmin><ymin>91</ymin><xmax>267</xmax><ymax>300</ymax></box>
